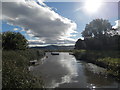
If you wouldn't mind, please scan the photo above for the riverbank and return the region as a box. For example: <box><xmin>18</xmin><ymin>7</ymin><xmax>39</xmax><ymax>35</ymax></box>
<box><xmin>73</xmin><ymin>50</ymin><xmax>120</xmax><ymax>80</ymax></box>
<box><xmin>2</xmin><ymin>49</ymin><xmax>45</xmax><ymax>88</ymax></box>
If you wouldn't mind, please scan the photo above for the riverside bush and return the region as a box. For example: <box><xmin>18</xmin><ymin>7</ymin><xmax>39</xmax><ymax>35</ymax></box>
<box><xmin>2</xmin><ymin>49</ymin><xmax>44</xmax><ymax>88</ymax></box>
<box><xmin>73</xmin><ymin>50</ymin><xmax>120</xmax><ymax>79</ymax></box>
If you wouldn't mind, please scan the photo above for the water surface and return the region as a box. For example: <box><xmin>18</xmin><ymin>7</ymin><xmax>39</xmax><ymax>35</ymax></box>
<box><xmin>30</xmin><ymin>52</ymin><xmax>120</xmax><ymax>89</ymax></box>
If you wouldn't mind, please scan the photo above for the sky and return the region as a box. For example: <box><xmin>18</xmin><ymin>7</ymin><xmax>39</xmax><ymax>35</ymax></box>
<box><xmin>1</xmin><ymin>0</ymin><xmax>119</xmax><ymax>47</ymax></box>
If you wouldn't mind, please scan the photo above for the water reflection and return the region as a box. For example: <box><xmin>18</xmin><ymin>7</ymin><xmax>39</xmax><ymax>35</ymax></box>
<box><xmin>84</xmin><ymin>63</ymin><xmax>119</xmax><ymax>88</ymax></box>
<box><xmin>30</xmin><ymin>52</ymin><xmax>119</xmax><ymax>88</ymax></box>
<box><xmin>31</xmin><ymin>53</ymin><xmax>79</xmax><ymax>88</ymax></box>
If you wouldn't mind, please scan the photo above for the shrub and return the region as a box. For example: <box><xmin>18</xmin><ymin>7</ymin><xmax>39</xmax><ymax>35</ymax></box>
<box><xmin>2</xmin><ymin>31</ymin><xmax>28</xmax><ymax>50</ymax></box>
<box><xmin>2</xmin><ymin>49</ymin><xmax>44</xmax><ymax>88</ymax></box>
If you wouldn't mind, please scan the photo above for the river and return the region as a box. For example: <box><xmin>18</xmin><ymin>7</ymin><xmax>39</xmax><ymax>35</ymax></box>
<box><xmin>30</xmin><ymin>52</ymin><xmax>120</xmax><ymax>89</ymax></box>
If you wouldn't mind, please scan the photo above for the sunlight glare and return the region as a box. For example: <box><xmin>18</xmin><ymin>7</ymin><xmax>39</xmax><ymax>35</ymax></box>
<box><xmin>84</xmin><ymin>0</ymin><xmax>103</xmax><ymax>14</ymax></box>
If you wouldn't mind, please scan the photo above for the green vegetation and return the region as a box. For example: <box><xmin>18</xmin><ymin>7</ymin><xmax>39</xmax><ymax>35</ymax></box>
<box><xmin>97</xmin><ymin>57</ymin><xmax>120</xmax><ymax>77</ymax></box>
<box><xmin>2</xmin><ymin>31</ymin><xmax>45</xmax><ymax>88</ymax></box>
<box><xmin>3</xmin><ymin>49</ymin><xmax>45</xmax><ymax>88</ymax></box>
<box><xmin>74</xmin><ymin>19</ymin><xmax>120</xmax><ymax>79</ymax></box>
<box><xmin>82</xmin><ymin>19</ymin><xmax>112</xmax><ymax>38</ymax></box>
<box><xmin>2</xmin><ymin>31</ymin><xmax>28</xmax><ymax>50</ymax></box>
<box><xmin>75</xmin><ymin>19</ymin><xmax>120</xmax><ymax>50</ymax></box>
<box><xmin>73</xmin><ymin>50</ymin><xmax>120</xmax><ymax>80</ymax></box>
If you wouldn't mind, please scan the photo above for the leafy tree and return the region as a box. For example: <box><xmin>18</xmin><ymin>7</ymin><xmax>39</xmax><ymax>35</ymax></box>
<box><xmin>82</xmin><ymin>19</ymin><xmax>112</xmax><ymax>38</ymax></box>
<box><xmin>2</xmin><ymin>31</ymin><xmax>28</xmax><ymax>50</ymax></box>
<box><xmin>75</xmin><ymin>19</ymin><xmax>120</xmax><ymax>50</ymax></box>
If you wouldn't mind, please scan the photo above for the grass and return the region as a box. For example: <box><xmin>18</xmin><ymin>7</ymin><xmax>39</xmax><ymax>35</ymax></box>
<box><xmin>97</xmin><ymin>57</ymin><xmax>120</xmax><ymax>66</ymax></box>
<box><xmin>2</xmin><ymin>49</ymin><xmax>45</xmax><ymax>88</ymax></box>
<box><xmin>97</xmin><ymin>57</ymin><xmax>120</xmax><ymax>77</ymax></box>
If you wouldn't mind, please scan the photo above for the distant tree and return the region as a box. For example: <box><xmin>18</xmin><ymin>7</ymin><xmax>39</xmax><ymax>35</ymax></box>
<box><xmin>2</xmin><ymin>31</ymin><xmax>28</xmax><ymax>50</ymax></box>
<box><xmin>82</xmin><ymin>19</ymin><xmax>112</xmax><ymax>38</ymax></box>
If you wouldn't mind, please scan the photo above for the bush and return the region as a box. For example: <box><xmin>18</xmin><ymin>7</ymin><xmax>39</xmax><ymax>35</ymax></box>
<box><xmin>73</xmin><ymin>50</ymin><xmax>120</xmax><ymax>79</ymax></box>
<box><xmin>2</xmin><ymin>31</ymin><xmax>28</xmax><ymax>50</ymax></box>
<box><xmin>2</xmin><ymin>49</ymin><xmax>44</xmax><ymax>88</ymax></box>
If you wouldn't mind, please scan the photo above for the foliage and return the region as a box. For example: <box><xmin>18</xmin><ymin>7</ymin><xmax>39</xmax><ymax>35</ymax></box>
<box><xmin>73</xmin><ymin>50</ymin><xmax>120</xmax><ymax>79</ymax></box>
<box><xmin>74</xmin><ymin>18</ymin><xmax>120</xmax><ymax>79</ymax></box>
<box><xmin>2</xmin><ymin>49</ymin><xmax>45</xmax><ymax>88</ymax></box>
<box><xmin>97</xmin><ymin>57</ymin><xmax>120</xmax><ymax>77</ymax></box>
<box><xmin>84</xmin><ymin>35</ymin><xmax>120</xmax><ymax>50</ymax></box>
<box><xmin>74</xmin><ymin>50</ymin><xmax>120</xmax><ymax>61</ymax></box>
<box><xmin>75</xmin><ymin>19</ymin><xmax>120</xmax><ymax>50</ymax></box>
<box><xmin>75</xmin><ymin>39</ymin><xmax>86</xmax><ymax>50</ymax></box>
<box><xmin>2</xmin><ymin>31</ymin><xmax>28</xmax><ymax>50</ymax></box>
<box><xmin>82</xmin><ymin>19</ymin><xmax>112</xmax><ymax>38</ymax></box>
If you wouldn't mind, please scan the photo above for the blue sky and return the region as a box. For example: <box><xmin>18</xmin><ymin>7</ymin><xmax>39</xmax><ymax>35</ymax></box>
<box><xmin>45</xmin><ymin>2</ymin><xmax>118</xmax><ymax>38</ymax></box>
<box><xmin>2</xmin><ymin>1</ymin><xmax>119</xmax><ymax>46</ymax></box>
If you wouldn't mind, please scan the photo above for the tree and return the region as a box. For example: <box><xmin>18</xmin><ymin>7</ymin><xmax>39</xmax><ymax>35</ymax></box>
<box><xmin>82</xmin><ymin>19</ymin><xmax>112</xmax><ymax>38</ymax></box>
<box><xmin>2</xmin><ymin>31</ymin><xmax>28</xmax><ymax>50</ymax></box>
<box><xmin>75</xmin><ymin>19</ymin><xmax>120</xmax><ymax>50</ymax></box>
<box><xmin>75</xmin><ymin>39</ymin><xmax>86</xmax><ymax>49</ymax></box>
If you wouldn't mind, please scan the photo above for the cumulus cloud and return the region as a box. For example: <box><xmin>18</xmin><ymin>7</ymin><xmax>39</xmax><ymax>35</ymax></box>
<box><xmin>45</xmin><ymin>0</ymin><xmax>120</xmax><ymax>2</ymax></box>
<box><xmin>113</xmin><ymin>20</ymin><xmax>120</xmax><ymax>34</ymax></box>
<box><xmin>112</xmin><ymin>20</ymin><xmax>120</xmax><ymax>29</ymax></box>
<box><xmin>2</xmin><ymin>0</ymin><xmax>77</xmax><ymax>46</ymax></box>
<box><xmin>108</xmin><ymin>20</ymin><xmax>120</xmax><ymax>35</ymax></box>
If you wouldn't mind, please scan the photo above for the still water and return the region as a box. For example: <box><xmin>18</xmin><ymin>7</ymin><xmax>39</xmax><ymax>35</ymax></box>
<box><xmin>30</xmin><ymin>52</ymin><xmax>120</xmax><ymax>89</ymax></box>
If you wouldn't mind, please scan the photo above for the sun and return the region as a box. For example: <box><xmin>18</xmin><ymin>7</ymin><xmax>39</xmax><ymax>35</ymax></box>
<box><xmin>84</xmin><ymin>0</ymin><xmax>103</xmax><ymax>14</ymax></box>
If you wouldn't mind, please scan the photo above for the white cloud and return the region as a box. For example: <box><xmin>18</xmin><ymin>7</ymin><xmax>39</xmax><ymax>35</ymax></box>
<box><xmin>28</xmin><ymin>39</ymin><xmax>45</xmax><ymax>45</ymax></box>
<box><xmin>2</xmin><ymin>0</ymin><xmax>77</xmax><ymax>46</ymax></box>
<box><xmin>108</xmin><ymin>20</ymin><xmax>120</xmax><ymax>35</ymax></box>
<box><xmin>13</xmin><ymin>28</ymin><xmax>19</xmax><ymax>31</ymax></box>
<box><xmin>2</xmin><ymin>0</ymin><xmax>120</xmax><ymax>2</ymax></box>
<box><xmin>112</xmin><ymin>20</ymin><xmax>120</xmax><ymax>29</ymax></box>
<box><xmin>1</xmin><ymin>0</ymin><xmax>44</xmax><ymax>2</ymax></box>
<box><xmin>45</xmin><ymin>0</ymin><xmax>120</xmax><ymax>2</ymax></box>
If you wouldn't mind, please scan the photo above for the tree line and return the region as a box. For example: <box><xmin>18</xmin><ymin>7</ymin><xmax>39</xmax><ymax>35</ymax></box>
<box><xmin>75</xmin><ymin>19</ymin><xmax>120</xmax><ymax>51</ymax></box>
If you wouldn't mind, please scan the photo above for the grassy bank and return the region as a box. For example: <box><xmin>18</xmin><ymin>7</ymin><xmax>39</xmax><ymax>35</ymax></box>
<box><xmin>73</xmin><ymin>50</ymin><xmax>120</xmax><ymax>80</ymax></box>
<box><xmin>2</xmin><ymin>49</ymin><xmax>45</xmax><ymax>88</ymax></box>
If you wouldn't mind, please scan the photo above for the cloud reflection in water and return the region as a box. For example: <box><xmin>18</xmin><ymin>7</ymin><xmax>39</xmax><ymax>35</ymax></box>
<box><xmin>47</xmin><ymin>53</ymin><xmax>79</xmax><ymax>88</ymax></box>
